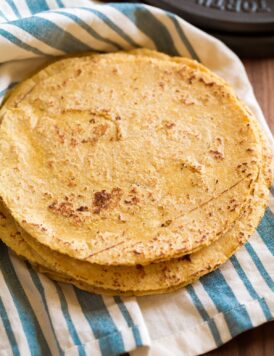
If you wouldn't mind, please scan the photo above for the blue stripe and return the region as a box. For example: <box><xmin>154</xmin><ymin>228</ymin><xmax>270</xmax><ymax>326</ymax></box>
<box><xmin>0</xmin><ymin>29</ymin><xmax>47</xmax><ymax>56</ymax></box>
<box><xmin>0</xmin><ymin>247</ymin><xmax>51</xmax><ymax>355</ymax></box>
<box><xmin>80</xmin><ymin>7</ymin><xmax>140</xmax><ymax>48</ymax></box>
<box><xmin>245</xmin><ymin>242</ymin><xmax>274</xmax><ymax>291</ymax></box>
<box><xmin>56</xmin><ymin>0</ymin><xmax>64</xmax><ymax>7</ymax></box>
<box><xmin>110</xmin><ymin>4</ymin><xmax>179</xmax><ymax>55</ymax></box>
<box><xmin>257</xmin><ymin>208</ymin><xmax>274</xmax><ymax>255</ymax></box>
<box><xmin>0</xmin><ymin>10</ymin><xmax>8</xmax><ymax>21</ymax></box>
<box><xmin>74</xmin><ymin>288</ymin><xmax>125</xmax><ymax>356</ymax></box>
<box><xmin>5</xmin><ymin>0</ymin><xmax>20</xmax><ymax>18</ymax></box>
<box><xmin>56</xmin><ymin>10</ymin><xmax>122</xmax><ymax>50</ymax></box>
<box><xmin>12</xmin><ymin>17</ymin><xmax>92</xmax><ymax>53</ymax></box>
<box><xmin>230</xmin><ymin>255</ymin><xmax>272</xmax><ymax>320</ymax></box>
<box><xmin>26</xmin><ymin>263</ymin><xmax>64</xmax><ymax>355</ymax></box>
<box><xmin>55</xmin><ymin>284</ymin><xmax>86</xmax><ymax>356</ymax></box>
<box><xmin>0</xmin><ymin>82</ymin><xmax>18</xmax><ymax>97</ymax></box>
<box><xmin>0</xmin><ymin>295</ymin><xmax>20</xmax><ymax>356</ymax></box>
<box><xmin>26</xmin><ymin>0</ymin><xmax>49</xmax><ymax>14</ymax></box>
<box><xmin>187</xmin><ymin>285</ymin><xmax>222</xmax><ymax>346</ymax></box>
<box><xmin>200</xmin><ymin>269</ymin><xmax>253</xmax><ymax>336</ymax></box>
<box><xmin>167</xmin><ymin>14</ymin><xmax>200</xmax><ymax>61</ymax></box>
<box><xmin>113</xmin><ymin>296</ymin><xmax>143</xmax><ymax>347</ymax></box>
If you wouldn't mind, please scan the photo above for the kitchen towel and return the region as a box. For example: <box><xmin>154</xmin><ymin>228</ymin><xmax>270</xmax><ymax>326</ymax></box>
<box><xmin>0</xmin><ymin>1</ymin><xmax>273</xmax><ymax>355</ymax></box>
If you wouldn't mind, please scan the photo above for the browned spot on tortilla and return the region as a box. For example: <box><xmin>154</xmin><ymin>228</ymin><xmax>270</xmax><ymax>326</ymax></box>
<box><xmin>93</xmin><ymin>188</ymin><xmax>122</xmax><ymax>214</ymax></box>
<box><xmin>54</xmin><ymin>125</ymin><xmax>65</xmax><ymax>144</ymax></box>
<box><xmin>48</xmin><ymin>200</ymin><xmax>83</xmax><ymax>224</ymax></box>
<box><xmin>209</xmin><ymin>150</ymin><xmax>224</xmax><ymax>160</ymax></box>
<box><xmin>77</xmin><ymin>206</ymin><xmax>89</xmax><ymax>212</ymax></box>
<box><xmin>161</xmin><ymin>220</ymin><xmax>172</xmax><ymax>227</ymax></box>
<box><xmin>93</xmin><ymin>124</ymin><xmax>108</xmax><ymax>137</ymax></box>
<box><xmin>124</xmin><ymin>196</ymin><xmax>140</xmax><ymax>205</ymax></box>
<box><xmin>165</xmin><ymin>121</ymin><xmax>175</xmax><ymax>129</ymax></box>
<box><xmin>93</xmin><ymin>191</ymin><xmax>111</xmax><ymax>210</ymax></box>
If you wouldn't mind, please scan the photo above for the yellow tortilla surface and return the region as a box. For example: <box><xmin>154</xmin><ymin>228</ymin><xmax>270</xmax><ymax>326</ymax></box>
<box><xmin>0</xmin><ymin>50</ymin><xmax>264</xmax><ymax>266</ymax></box>
<box><xmin>0</xmin><ymin>152</ymin><xmax>269</xmax><ymax>295</ymax></box>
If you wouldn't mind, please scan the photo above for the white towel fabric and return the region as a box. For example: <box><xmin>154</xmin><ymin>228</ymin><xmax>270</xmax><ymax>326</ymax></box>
<box><xmin>0</xmin><ymin>1</ymin><xmax>273</xmax><ymax>356</ymax></box>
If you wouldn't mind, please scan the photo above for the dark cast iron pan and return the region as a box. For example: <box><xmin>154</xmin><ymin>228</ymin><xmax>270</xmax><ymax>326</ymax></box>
<box><xmin>142</xmin><ymin>0</ymin><xmax>274</xmax><ymax>57</ymax></box>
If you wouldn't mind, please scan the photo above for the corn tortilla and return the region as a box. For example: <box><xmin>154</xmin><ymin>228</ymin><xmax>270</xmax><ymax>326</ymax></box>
<box><xmin>0</xmin><ymin>50</ymin><xmax>264</xmax><ymax>265</ymax></box>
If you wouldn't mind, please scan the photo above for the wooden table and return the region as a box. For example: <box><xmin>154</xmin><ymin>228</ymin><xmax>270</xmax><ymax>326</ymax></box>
<box><xmin>206</xmin><ymin>58</ymin><xmax>274</xmax><ymax>356</ymax></box>
<box><xmin>244</xmin><ymin>59</ymin><xmax>274</xmax><ymax>133</ymax></box>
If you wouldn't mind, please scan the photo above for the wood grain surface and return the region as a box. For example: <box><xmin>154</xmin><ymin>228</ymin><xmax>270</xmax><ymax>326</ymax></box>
<box><xmin>244</xmin><ymin>59</ymin><xmax>274</xmax><ymax>134</ymax></box>
<box><xmin>205</xmin><ymin>59</ymin><xmax>274</xmax><ymax>356</ymax></box>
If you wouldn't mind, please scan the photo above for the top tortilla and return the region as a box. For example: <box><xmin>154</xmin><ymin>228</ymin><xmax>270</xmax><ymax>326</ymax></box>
<box><xmin>0</xmin><ymin>50</ymin><xmax>263</xmax><ymax>265</ymax></box>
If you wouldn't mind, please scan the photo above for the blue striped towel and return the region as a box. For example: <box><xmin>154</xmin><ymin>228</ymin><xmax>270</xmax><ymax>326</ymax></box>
<box><xmin>0</xmin><ymin>1</ymin><xmax>273</xmax><ymax>355</ymax></box>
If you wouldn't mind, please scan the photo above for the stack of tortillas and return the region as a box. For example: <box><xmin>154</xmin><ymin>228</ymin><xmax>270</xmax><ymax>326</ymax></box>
<box><xmin>0</xmin><ymin>49</ymin><xmax>272</xmax><ymax>296</ymax></box>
